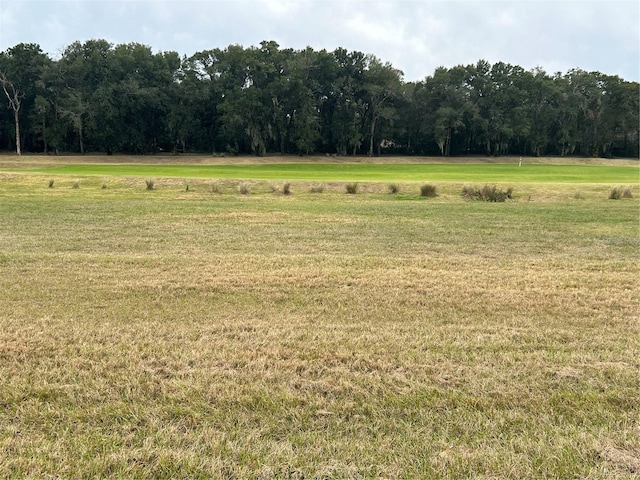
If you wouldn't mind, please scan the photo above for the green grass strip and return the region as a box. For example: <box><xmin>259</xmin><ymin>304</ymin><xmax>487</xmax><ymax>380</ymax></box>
<box><xmin>8</xmin><ymin>162</ymin><xmax>639</xmax><ymax>183</ymax></box>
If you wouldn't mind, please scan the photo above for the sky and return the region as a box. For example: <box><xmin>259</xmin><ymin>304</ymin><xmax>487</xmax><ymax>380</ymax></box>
<box><xmin>0</xmin><ymin>0</ymin><xmax>638</xmax><ymax>82</ymax></box>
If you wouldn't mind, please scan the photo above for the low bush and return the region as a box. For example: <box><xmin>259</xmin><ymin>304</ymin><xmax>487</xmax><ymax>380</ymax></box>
<box><xmin>346</xmin><ymin>182</ymin><xmax>358</xmax><ymax>194</ymax></box>
<box><xmin>420</xmin><ymin>183</ymin><xmax>437</xmax><ymax>197</ymax></box>
<box><xmin>463</xmin><ymin>184</ymin><xmax>513</xmax><ymax>202</ymax></box>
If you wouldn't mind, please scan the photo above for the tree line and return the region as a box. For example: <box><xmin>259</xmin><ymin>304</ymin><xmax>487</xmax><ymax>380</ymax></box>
<box><xmin>1</xmin><ymin>40</ymin><xmax>638</xmax><ymax>158</ymax></box>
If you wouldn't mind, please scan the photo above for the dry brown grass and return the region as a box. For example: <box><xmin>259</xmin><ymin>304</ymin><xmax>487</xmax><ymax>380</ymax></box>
<box><xmin>0</xmin><ymin>173</ymin><xmax>638</xmax><ymax>478</ymax></box>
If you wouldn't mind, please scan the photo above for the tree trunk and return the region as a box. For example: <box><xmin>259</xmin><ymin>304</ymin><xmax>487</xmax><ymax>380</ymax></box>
<box><xmin>42</xmin><ymin>118</ymin><xmax>48</xmax><ymax>154</ymax></box>
<box><xmin>368</xmin><ymin>115</ymin><xmax>377</xmax><ymax>156</ymax></box>
<box><xmin>13</xmin><ymin>109</ymin><xmax>21</xmax><ymax>156</ymax></box>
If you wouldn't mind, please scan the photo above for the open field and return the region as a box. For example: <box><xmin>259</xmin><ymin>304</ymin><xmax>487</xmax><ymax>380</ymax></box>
<box><xmin>0</xmin><ymin>158</ymin><xmax>639</xmax><ymax>478</ymax></box>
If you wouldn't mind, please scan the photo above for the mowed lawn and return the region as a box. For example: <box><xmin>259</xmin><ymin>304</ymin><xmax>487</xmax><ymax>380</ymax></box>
<box><xmin>0</xmin><ymin>160</ymin><xmax>638</xmax><ymax>478</ymax></box>
<box><xmin>7</xmin><ymin>159</ymin><xmax>639</xmax><ymax>184</ymax></box>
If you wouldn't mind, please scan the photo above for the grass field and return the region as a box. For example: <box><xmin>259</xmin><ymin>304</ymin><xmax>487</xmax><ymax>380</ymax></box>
<box><xmin>0</xmin><ymin>157</ymin><xmax>639</xmax><ymax>478</ymax></box>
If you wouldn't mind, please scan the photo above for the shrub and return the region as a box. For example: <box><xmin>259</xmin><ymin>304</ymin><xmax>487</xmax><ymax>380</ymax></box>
<box><xmin>48</xmin><ymin>179</ymin><xmax>55</xmax><ymax>188</ymax></box>
<box><xmin>388</xmin><ymin>183</ymin><xmax>400</xmax><ymax>194</ymax></box>
<box><xmin>309</xmin><ymin>183</ymin><xmax>325</xmax><ymax>193</ymax></box>
<box><xmin>420</xmin><ymin>183</ymin><xmax>437</xmax><ymax>197</ymax></box>
<box><xmin>282</xmin><ymin>182</ymin><xmax>291</xmax><ymax>195</ymax></box>
<box><xmin>345</xmin><ymin>182</ymin><xmax>358</xmax><ymax>194</ymax></box>
<box><xmin>238</xmin><ymin>182</ymin><xmax>251</xmax><ymax>195</ymax></box>
<box><xmin>463</xmin><ymin>184</ymin><xmax>513</xmax><ymax>202</ymax></box>
<box><xmin>72</xmin><ymin>180</ymin><xmax>80</xmax><ymax>189</ymax></box>
<box><xmin>145</xmin><ymin>178</ymin><xmax>155</xmax><ymax>190</ymax></box>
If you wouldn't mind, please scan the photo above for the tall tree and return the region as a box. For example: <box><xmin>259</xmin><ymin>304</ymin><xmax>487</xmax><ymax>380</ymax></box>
<box><xmin>0</xmin><ymin>43</ymin><xmax>50</xmax><ymax>154</ymax></box>
<box><xmin>362</xmin><ymin>56</ymin><xmax>403</xmax><ymax>156</ymax></box>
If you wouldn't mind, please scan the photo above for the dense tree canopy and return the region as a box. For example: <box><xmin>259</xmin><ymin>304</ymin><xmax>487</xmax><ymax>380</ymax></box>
<box><xmin>0</xmin><ymin>40</ymin><xmax>637</xmax><ymax>158</ymax></box>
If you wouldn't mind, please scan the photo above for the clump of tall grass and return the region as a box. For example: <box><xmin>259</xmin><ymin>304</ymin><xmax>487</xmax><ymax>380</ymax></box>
<box><xmin>102</xmin><ymin>183</ymin><xmax>108</xmax><ymax>190</ymax></box>
<box><xmin>345</xmin><ymin>182</ymin><xmax>358</xmax><ymax>194</ymax></box>
<box><xmin>238</xmin><ymin>182</ymin><xmax>251</xmax><ymax>195</ymax></box>
<box><xmin>420</xmin><ymin>183</ymin><xmax>437</xmax><ymax>197</ymax></box>
<box><xmin>48</xmin><ymin>179</ymin><xmax>55</xmax><ymax>188</ymax></box>
<box><xmin>309</xmin><ymin>183</ymin><xmax>325</xmax><ymax>193</ymax></box>
<box><xmin>282</xmin><ymin>182</ymin><xmax>291</xmax><ymax>195</ymax></box>
<box><xmin>609</xmin><ymin>186</ymin><xmax>633</xmax><ymax>199</ymax></box>
<box><xmin>388</xmin><ymin>183</ymin><xmax>400</xmax><ymax>194</ymax></box>
<box><xmin>463</xmin><ymin>184</ymin><xmax>512</xmax><ymax>202</ymax></box>
<box><xmin>210</xmin><ymin>180</ymin><xmax>222</xmax><ymax>193</ymax></box>
<box><xmin>72</xmin><ymin>180</ymin><xmax>80</xmax><ymax>189</ymax></box>
<box><xmin>145</xmin><ymin>179</ymin><xmax>155</xmax><ymax>190</ymax></box>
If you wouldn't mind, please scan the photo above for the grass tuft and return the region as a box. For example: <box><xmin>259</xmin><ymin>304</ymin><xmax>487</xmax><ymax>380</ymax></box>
<box><xmin>463</xmin><ymin>184</ymin><xmax>513</xmax><ymax>202</ymax></box>
<box><xmin>282</xmin><ymin>182</ymin><xmax>291</xmax><ymax>195</ymax></box>
<box><xmin>609</xmin><ymin>186</ymin><xmax>633</xmax><ymax>200</ymax></box>
<box><xmin>145</xmin><ymin>178</ymin><xmax>155</xmax><ymax>190</ymax></box>
<box><xmin>48</xmin><ymin>179</ymin><xmax>55</xmax><ymax>188</ymax></box>
<box><xmin>388</xmin><ymin>183</ymin><xmax>400</xmax><ymax>194</ymax></box>
<box><xmin>309</xmin><ymin>183</ymin><xmax>325</xmax><ymax>193</ymax></box>
<box><xmin>345</xmin><ymin>182</ymin><xmax>358</xmax><ymax>194</ymax></box>
<box><xmin>238</xmin><ymin>182</ymin><xmax>251</xmax><ymax>195</ymax></box>
<box><xmin>420</xmin><ymin>183</ymin><xmax>437</xmax><ymax>197</ymax></box>
<box><xmin>72</xmin><ymin>180</ymin><xmax>80</xmax><ymax>189</ymax></box>
<box><xmin>210</xmin><ymin>180</ymin><xmax>222</xmax><ymax>194</ymax></box>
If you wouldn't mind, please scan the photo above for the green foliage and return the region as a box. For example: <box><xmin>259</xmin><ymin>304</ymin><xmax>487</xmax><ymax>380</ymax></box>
<box><xmin>463</xmin><ymin>184</ymin><xmax>513</xmax><ymax>202</ymax></box>
<box><xmin>345</xmin><ymin>182</ymin><xmax>358</xmax><ymax>194</ymax></box>
<box><xmin>420</xmin><ymin>183</ymin><xmax>437</xmax><ymax>197</ymax></box>
<box><xmin>1</xmin><ymin>39</ymin><xmax>638</xmax><ymax>158</ymax></box>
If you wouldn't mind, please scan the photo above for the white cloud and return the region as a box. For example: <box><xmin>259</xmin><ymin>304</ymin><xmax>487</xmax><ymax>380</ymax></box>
<box><xmin>1</xmin><ymin>0</ymin><xmax>637</xmax><ymax>81</ymax></box>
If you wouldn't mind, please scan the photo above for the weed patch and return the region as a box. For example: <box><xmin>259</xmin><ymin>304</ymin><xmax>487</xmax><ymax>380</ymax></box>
<box><xmin>346</xmin><ymin>182</ymin><xmax>358</xmax><ymax>194</ymax></box>
<box><xmin>610</xmin><ymin>186</ymin><xmax>633</xmax><ymax>199</ymax></box>
<box><xmin>420</xmin><ymin>183</ymin><xmax>437</xmax><ymax>197</ymax></box>
<box><xmin>463</xmin><ymin>184</ymin><xmax>513</xmax><ymax>202</ymax></box>
<box><xmin>309</xmin><ymin>183</ymin><xmax>325</xmax><ymax>193</ymax></box>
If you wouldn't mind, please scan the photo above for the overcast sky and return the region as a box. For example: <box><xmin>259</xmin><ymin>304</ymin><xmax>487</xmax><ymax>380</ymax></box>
<box><xmin>1</xmin><ymin>0</ymin><xmax>638</xmax><ymax>82</ymax></box>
